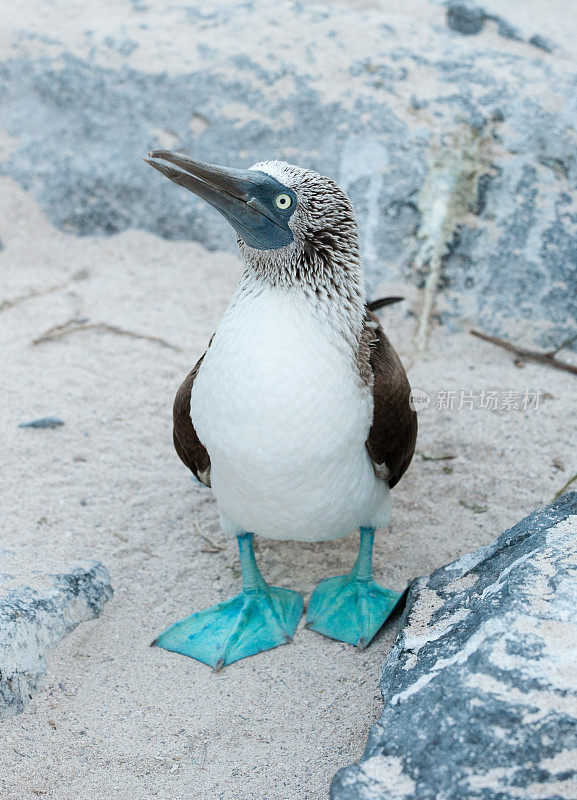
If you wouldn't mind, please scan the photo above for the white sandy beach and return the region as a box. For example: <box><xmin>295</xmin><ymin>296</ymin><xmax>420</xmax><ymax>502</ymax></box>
<box><xmin>1</xmin><ymin>175</ymin><xmax>576</xmax><ymax>799</ymax></box>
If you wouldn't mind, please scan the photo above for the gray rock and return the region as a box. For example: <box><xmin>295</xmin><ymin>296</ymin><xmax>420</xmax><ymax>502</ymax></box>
<box><xmin>0</xmin><ymin>557</ymin><xmax>113</xmax><ymax>718</ymax></box>
<box><xmin>331</xmin><ymin>492</ymin><xmax>577</xmax><ymax>800</ymax></box>
<box><xmin>1</xmin><ymin>1</ymin><xmax>576</xmax><ymax>349</ymax></box>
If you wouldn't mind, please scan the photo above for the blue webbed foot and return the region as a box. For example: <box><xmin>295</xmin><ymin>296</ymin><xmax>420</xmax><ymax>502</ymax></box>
<box><xmin>305</xmin><ymin>527</ymin><xmax>402</xmax><ymax>649</ymax></box>
<box><xmin>305</xmin><ymin>575</ymin><xmax>401</xmax><ymax>649</ymax></box>
<box><xmin>153</xmin><ymin>585</ymin><xmax>303</xmax><ymax>669</ymax></box>
<box><xmin>153</xmin><ymin>533</ymin><xmax>303</xmax><ymax>669</ymax></box>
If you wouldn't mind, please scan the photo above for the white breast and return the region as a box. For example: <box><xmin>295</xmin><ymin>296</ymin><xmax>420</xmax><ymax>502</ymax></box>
<box><xmin>190</xmin><ymin>285</ymin><xmax>390</xmax><ymax>541</ymax></box>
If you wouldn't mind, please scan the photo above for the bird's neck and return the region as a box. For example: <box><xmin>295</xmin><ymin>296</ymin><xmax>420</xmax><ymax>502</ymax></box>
<box><xmin>233</xmin><ymin>266</ymin><xmax>366</xmax><ymax>353</ymax></box>
<box><xmin>235</xmin><ymin>247</ymin><xmax>367</xmax><ymax>351</ymax></box>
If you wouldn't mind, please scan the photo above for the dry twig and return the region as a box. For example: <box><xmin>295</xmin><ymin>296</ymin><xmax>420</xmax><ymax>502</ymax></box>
<box><xmin>416</xmin><ymin>451</ymin><xmax>456</xmax><ymax>462</ymax></box>
<box><xmin>2</xmin><ymin>282</ymin><xmax>68</xmax><ymax>312</ymax></box>
<box><xmin>194</xmin><ymin>520</ymin><xmax>224</xmax><ymax>553</ymax></box>
<box><xmin>470</xmin><ymin>330</ymin><xmax>577</xmax><ymax>376</ymax></box>
<box><xmin>33</xmin><ymin>318</ymin><xmax>181</xmax><ymax>351</ymax></box>
<box><xmin>1</xmin><ymin>270</ymin><xmax>89</xmax><ymax>313</ymax></box>
<box><xmin>553</xmin><ymin>473</ymin><xmax>577</xmax><ymax>501</ymax></box>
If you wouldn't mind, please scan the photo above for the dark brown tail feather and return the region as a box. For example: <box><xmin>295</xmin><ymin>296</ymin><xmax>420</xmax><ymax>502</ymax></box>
<box><xmin>367</xmin><ymin>296</ymin><xmax>404</xmax><ymax>312</ymax></box>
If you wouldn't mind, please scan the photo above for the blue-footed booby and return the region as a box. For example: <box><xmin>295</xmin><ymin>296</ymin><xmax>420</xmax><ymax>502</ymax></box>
<box><xmin>144</xmin><ymin>151</ymin><xmax>417</xmax><ymax>669</ymax></box>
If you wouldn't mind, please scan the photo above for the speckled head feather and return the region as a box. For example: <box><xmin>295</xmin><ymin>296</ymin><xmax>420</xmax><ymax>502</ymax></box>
<box><xmin>236</xmin><ymin>160</ymin><xmax>367</xmax><ymax>345</ymax></box>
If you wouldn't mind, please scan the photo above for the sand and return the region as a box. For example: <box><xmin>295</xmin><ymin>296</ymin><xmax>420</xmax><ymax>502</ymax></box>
<box><xmin>1</xmin><ymin>175</ymin><xmax>576</xmax><ymax>799</ymax></box>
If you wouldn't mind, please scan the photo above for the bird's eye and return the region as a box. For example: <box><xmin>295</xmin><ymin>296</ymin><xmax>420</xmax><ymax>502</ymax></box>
<box><xmin>275</xmin><ymin>193</ymin><xmax>293</xmax><ymax>210</ymax></box>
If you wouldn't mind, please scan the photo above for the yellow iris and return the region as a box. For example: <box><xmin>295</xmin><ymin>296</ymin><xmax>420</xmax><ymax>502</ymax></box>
<box><xmin>275</xmin><ymin>193</ymin><xmax>292</xmax><ymax>210</ymax></box>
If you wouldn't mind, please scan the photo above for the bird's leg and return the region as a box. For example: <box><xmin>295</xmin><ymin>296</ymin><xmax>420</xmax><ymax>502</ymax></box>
<box><xmin>153</xmin><ymin>532</ymin><xmax>303</xmax><ymax>669</ymax></box>
<box><xmin>305</xmin><ymin>527</ymin><xmax>402</xmax><ymax>649</ymax></box>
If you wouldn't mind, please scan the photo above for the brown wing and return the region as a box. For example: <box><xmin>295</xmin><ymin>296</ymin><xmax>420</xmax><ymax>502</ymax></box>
<box><xmin>173</xmin><ymin>349</ymin><xmax>211</xmax><ymax>487</ymax></box>
<box><xmin>364</xmin><ymin>312</ymin><xmax>417</xmax><ymax>488</ymax></box>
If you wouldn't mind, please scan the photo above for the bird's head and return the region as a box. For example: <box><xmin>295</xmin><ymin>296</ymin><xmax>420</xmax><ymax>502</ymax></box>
<box><xmin>145</xmin><ymin>152</ymin><xmax>362</xmax><ymax>295</ymax></box>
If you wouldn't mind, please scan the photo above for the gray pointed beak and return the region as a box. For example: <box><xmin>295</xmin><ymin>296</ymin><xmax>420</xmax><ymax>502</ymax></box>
<box><xmin>144</xmin><ymin>150</ymin><xmax>295</xmax><ymax>250</ymax></box>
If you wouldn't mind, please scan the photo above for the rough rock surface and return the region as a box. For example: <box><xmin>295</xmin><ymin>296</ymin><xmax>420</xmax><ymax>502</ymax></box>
<box><xmin>0</xmin><ymin>556</ymin><xmax>113</xmax><ymax>718</ymax></box>
<box><xmin>1</xmin><ymin>0</ymin><xmax>576</xmax><ymax>350</ymax></box>
<box><xmin>331</xmin><ymin>492</ymin><xmax>577</xmax><ymax>800</ymax></box>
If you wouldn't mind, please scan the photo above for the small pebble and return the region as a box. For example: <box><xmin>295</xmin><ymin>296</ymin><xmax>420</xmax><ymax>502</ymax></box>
<box><xmin>19</xmin><ymin>417</ymin><xmax>65</xmax><ymax>429</ymax></box>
